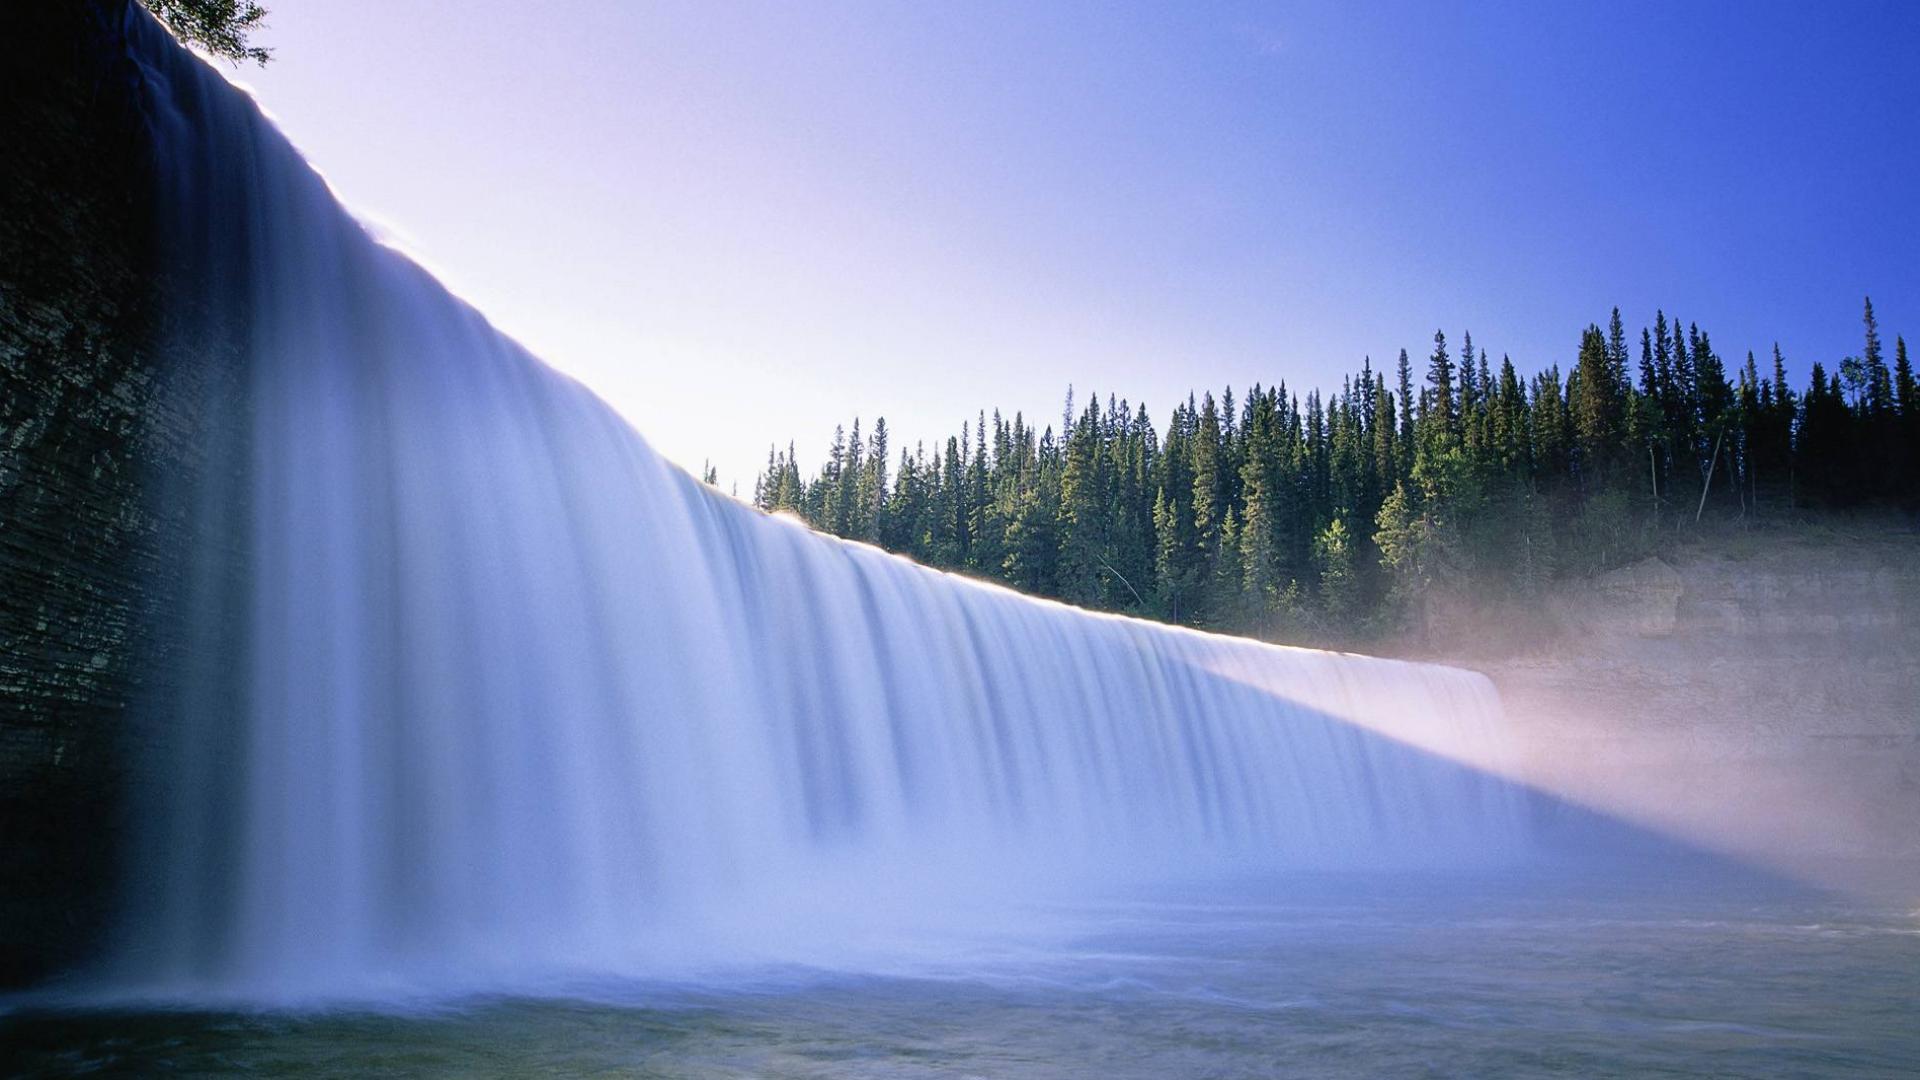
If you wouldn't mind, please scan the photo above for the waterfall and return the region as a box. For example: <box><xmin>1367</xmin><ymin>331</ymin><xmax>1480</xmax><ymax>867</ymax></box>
<box><xmin>114</xmin><ymin>7</ymin><xmax>1529</xmax><ymax>1003</ymax></box>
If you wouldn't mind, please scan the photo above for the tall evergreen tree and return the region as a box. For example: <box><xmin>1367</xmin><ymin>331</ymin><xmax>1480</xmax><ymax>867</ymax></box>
<box><xmin>1189</xmin><ymin>393</ymin><xmax>1228</xmax><ymax>618</ymax></box>
<box><xmin>1396</xmin><ymin>348</ymin><xmax>1415</xmax><ymax>457</ymax></box>
<box><xmin>1573</xmin><ymin>323</ymin><xmax>1626</xmax><ymax>489</ymax></box>
<box><xmin>1457</xmin><ymin>330</ymin><xmax>1478</xmax><ymax>430</ymax></box>
<box><xmin>1895</xmin><ymin>336</ymin><xmax>1918</xmax><ymax>500</ymax></box>
<box><xmin>1425</xmin><ymin>330</ymin><xmax>1456</xmax><ymax>443</ymax></box>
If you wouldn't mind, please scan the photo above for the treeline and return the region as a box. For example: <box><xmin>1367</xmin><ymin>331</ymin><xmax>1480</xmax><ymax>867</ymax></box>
<box><xmin>752</xmin><ymin>299</ymin><xmax>1918</xmax><ymax>642</ymax></box>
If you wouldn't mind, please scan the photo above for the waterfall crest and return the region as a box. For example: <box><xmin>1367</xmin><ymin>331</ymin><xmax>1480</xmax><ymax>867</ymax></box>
<box><xmin>117</xmin><ymin>7</ymin><xmax>1529</xmax><ymax>1002</ymax></box>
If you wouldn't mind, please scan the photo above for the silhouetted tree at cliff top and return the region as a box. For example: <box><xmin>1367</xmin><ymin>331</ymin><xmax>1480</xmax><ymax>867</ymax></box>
<box><xmin>145</xmin><ymin>0</ymin><xmax>270</xmax><ymax>64</ymax></box>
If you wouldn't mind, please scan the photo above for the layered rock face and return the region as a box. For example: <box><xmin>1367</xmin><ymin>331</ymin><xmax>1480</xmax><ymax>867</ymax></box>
<box><xmin>0</xmin><ymin>1</ymin><xmax>227</xmax><ymax>986</ymax></box>
<box><xmin>1464</xmin><ymin>523</ymin><xmax>1920</xmax><ymax>882</ymax></box>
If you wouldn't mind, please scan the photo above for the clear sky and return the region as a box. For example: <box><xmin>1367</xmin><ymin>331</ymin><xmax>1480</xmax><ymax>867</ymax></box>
<box><xmin>221</xmin><ymin>0</ymin><xmax>1920</xmax><ymax>490</ymax></box>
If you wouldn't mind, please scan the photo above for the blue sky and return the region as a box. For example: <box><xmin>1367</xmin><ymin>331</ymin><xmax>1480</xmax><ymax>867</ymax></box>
<box><xmin>225</xmin><ymin>0</ymin><xmax>1920</xmax><ymax>488</ymax></box>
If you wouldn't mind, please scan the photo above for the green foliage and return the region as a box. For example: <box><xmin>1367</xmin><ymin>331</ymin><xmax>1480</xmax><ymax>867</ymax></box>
<box><xmin>144</xmin><ymin>0</ymin><xmax>271</xmax><ymax>64</ymax></box>
<box><xmin>753</xmin><ymin>299</ymin><xmax>1918</xmax><ymax>646</ymax></box>
<box><xmin>1313</xmin><ymin>517</ymin><xmax>1359</xmax><ymax>630</ymax></box>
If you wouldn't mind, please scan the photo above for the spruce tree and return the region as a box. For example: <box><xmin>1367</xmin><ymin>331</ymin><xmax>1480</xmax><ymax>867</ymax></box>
<box><xmin>1315</xmin><ymin>517</ymin><xmax>1358</xmax><ymax>630</ymax></box>
<box><xmin>1237</xmin><ymin>388</ymin><xmax>1287</xmax><ymax>624</ymax></box>
<box><xmin>1895</xmin><ymin>336</ymin><xmax>1918</xmax><ymax>500</ymax></box>
<box><xmin>1425</xmin><ymin>330</ymin><xmax>1457</xmax><ymax>443</ymax></box>
<box><xmin>1573</xmin><ymin>324</ymin><xmax>1625</xmax><ymax>489</ymax></box>
<box><xmin>1470</xmin><ymin>349</ymin><xmax>1493</xmax><ymax>451</ymax></box>
<box><xmin>1396</xmin><ymin>348</ymin><xmax>1415</xmax><ymax>459</ymax></box>
<box><xmin>1607</xmin><ymin>308</ymin><xmax>1630</xmax><ymax>393</ymax></box>
<box><xmin>1860</xmin><ymin>298</ymin><xmax>1900</xmax><ymax>497</ymax></box>
<box><xmin>1798</xmin><ymin>363</ymin><xmax>1853</xmax><ymax>505</ymax></box>
<box><xmin>1531</xmin><ymin>366</ymin><xmax>1571</xmax><ymax>488</ymax></box>
<box><xmin>1864</xmin><ymin>297</ymin><xmax>1887</xmax><ymax>408</ymax></box>
<box><xmin>1895</xmin><ymin>336</ymin><xmax>1917</xmax><ymax>419</ymax></box>
<box><xmin>1492</xmin><ymin>356</ymin><xmax>1530</xmax><ymax>478</ymax></box>
<box><xmin>1057</xmin><ymin>400</ymin><xmax>1110</xmax><ymax>606</ymax></box>
<box><xmin>966</xmin><ymin>411</ymin><xmax>995</xmax><ymax>571</ymax></box>
<box><xmin>864</xmin><ymin>418</ymin><xmax>890</xmax><ymax>541</ymax></box>
<box><xmin>1189</xmin><ymin>394</ymin><xmax>1227</xmax><ymax>618</ymax></box>
<box><xmin>1457</xmin><ymin>330</ymin><xmax>1478</xmax><ymax>430</ymax></box>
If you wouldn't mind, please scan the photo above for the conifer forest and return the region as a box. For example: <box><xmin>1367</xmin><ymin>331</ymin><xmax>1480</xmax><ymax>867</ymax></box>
<box><xmin>755</xmin><ymin>300</ymin><xmax>1918</xmax><ymax>642</ymax></box>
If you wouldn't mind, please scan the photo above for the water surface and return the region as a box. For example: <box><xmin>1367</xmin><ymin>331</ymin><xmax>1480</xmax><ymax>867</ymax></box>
<box><xmin>10</xmin><ymin>873</ymin><xmax>1916</xmax><ymax>1078</ymax></box>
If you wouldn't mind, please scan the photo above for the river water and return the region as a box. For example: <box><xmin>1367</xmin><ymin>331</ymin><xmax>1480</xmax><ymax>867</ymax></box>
<box><xmin>10</xmin><ymin>870</ymin><xmax>1916</xmax><ymax>1078</ymax></box>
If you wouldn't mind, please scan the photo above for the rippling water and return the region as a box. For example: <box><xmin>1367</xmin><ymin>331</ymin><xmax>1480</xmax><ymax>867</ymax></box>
<box><xmin>9</xmin><ymin>872</ymin><xmax>1916</xmax><ymax>1078</ymax></box>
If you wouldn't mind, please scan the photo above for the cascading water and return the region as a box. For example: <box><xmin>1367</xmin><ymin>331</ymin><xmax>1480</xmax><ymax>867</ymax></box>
<box><xmin>113</xmin><ymin>7</ymin><xmax>1531</xmax><ymax>1003</ymax></box>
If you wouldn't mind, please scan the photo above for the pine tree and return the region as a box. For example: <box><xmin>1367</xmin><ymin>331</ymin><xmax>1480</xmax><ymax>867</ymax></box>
<box><xmin>1492</xmin><ymin>355</ymin><xmax>1530</xmax><ymax>478</ymax></box>
<box><xmin>1531</xmin><ymin>366</ymin><xmax>1571</xmax><ymax>488</ymax></box>
<box><xmin>1372</xmin><ymin>375</ymin><xmax>1400</xmax><ymax>496</ymax></box>
<box><xmin>1189</xmin><ymin>393</ymin><xmax>1227</xmax><ymax>618</ymax></box>
<box><xmin>841</xmin><ymin>418</ymin><xmax>864</xmax><ymax>535</ymax></box>
<box><xmin>1469</xmin><ymin>348</ymin><xmax>1493</xmax><ymax>452</ymax></box>
<box><xmin>1864</xmin><ymin>297</ymin><xmax>1888</xmax><ymax>407</ymax></box>
<box><xmin>1896</xmin><ymin>336</ymin><xmax>1917</xmax><ymax>419</ymax></box>
<box><xmin>1314</xmin><ymin>516</ymin><xmax>1358</xmax><ymax>631</ymax></box>
<box><xmin>1057</xmin><ymin>399</ymin><xmax>1110</xmax><ymax>605</ymax></box>
<box><xmin>1798</xmin><ymin>363</ymin><xmax>1853</xmax><ymax>505</ymax></box>
<box><xmin>1895</xmin><ymin>336</ymin><xmax>1918</xmax><ymax>500</ymax></box>
<box><xmin>1859</xmin><ymin>297</ymin><xmax>1900</xmax><ymax>498</ymax></box>
<box><xmin>1457</xmin><ymin>330</ymin><xmax>1478</xmax><ymax>431</ymax></box>
<box><xmin>862</xmin><ymin>418</ymin><xmax>889</xmax><ymax>542</ymax></box>
<box><xmin>1736</xmin><ymin>352</ymin><xmax>1763</xmax><ymax>512</ymax></box>
<box><xmin>1003</xmin><ymin>465</ymin><xmax>1060</xmax><ymax>595</ymax></box>
<box><xmin>1667</xmin><ymin>318</ymin><xmax>1699</xmax><ymax>478</ymax></box>
<box><xmin>1425</xmin><ymin>330</ymin><xmax>1456</xmax><ymax>444</ymax></box>
<box><xmin>1638</xmin><ymin>327</ymin><xmax>1659</xmax><ymax>398</ymax></box>
<box><xmin>1573</xmin><ymin>323</ymin><xmax>1626</xmax><ymax>489</ymax></box>
<box><xmin>1607</xmin><ymin>308</ymin><xmax>1630</xmax><ymax>394</ymax></box>
<box><xmin>966</xmin><ymin>411</ymin><xmax>995</xmax><ymax>571</ymax></box>
<box><xmin>1767</xmin><ymin>344</ymin><xmax>1797</xmax><ymax>506</ymax></box>
<box><xmin>1237</xmin><ymin>387</ymin><xmax>1289</xmax><ymax>624</ymax></box>
<box><xmin>939</xmin><ymin>434</ymin><xmax>967</xmax><ymax>563</ymax></box>
<box><xmin>1213</xmin><ymin>504</ymin><xmax>1244</xmax><ymax>627</ymax></box>
<box><xmin>1396</xmin><ymin>348</ymin><xmax>1415</xmax><ymax>460</ymax></box>
<box><xmin>1148</xmin><ymin>402</ymin><xmax>1189</xmax><ymax>596</ymax></box>
<box><xmin>1690</xmin><ymin>328</ymin><xmax>1737</xmax><ymax>512</ymax></box>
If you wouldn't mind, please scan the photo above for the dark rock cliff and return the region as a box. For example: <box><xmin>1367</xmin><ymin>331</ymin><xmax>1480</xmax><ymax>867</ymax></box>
<box><xmin>0</xmin><ymin>0</ymin><xmax>230</xmax><ymax>987</ymax></box>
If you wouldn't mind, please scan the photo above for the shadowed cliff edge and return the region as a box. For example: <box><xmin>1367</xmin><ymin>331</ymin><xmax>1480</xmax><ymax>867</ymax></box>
<box><xmin>2</xmin><ymin>0</ymin><xmax>168</xmax><ymax>987</ymax></box>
